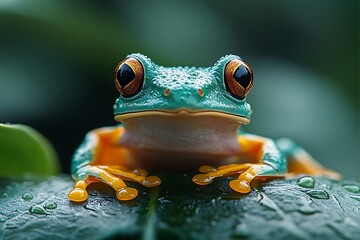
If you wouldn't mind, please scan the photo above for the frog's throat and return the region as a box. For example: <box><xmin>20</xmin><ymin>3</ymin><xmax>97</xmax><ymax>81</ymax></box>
<box><xmin>114</xmin><ymin>110</ymin><xmax>250</xmax><ymax>125</ymax></box>
<box><xmin>115</xmin><ymin>110</ymin><xmax>246</xmax><ymax>160</ymax></box>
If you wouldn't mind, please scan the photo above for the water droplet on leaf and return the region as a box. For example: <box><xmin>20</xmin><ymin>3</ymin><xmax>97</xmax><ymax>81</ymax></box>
<box><xmin>343</xmin><ymin>185</ymin><xmax>360</xmax><ymax>193</ymax></box>
<box><xmin>45</xmin><ymin>202</ymin><xmax>57</xmax><ymax>209</ymax></box>
<box><xmin>349</xmin><ymin>195</ymin><xmax>360</xmax><ymax>201</ymax></box>
<box><xmin>22</xmin><ymin>192</ymin><xmax>33</xmax><ymax>200</ymax></box>
<box><xmin>307</xmin><ymin>190</ymin><xmax>329</xmax><ymax>199</ymax></box>
<box><xmin>29</xmin><ymin>205</ymin><xmax>47</xmax><ymax>214</ymax></box>
<box><xmin>297</xmin><ymin>176</ymin><xmax>315</xmax><ymax>188</ymax></box>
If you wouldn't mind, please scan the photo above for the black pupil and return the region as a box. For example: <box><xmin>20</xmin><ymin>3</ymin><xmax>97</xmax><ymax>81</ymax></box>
<box><xmin>117</xmin><ymin>63</ymin><xmax>135</xmax><ymax>87</ymax></box>
<box><xmin>233</xmin><ymin>64</ymin><xmax>251</xmax><ymax>89</ymax></box>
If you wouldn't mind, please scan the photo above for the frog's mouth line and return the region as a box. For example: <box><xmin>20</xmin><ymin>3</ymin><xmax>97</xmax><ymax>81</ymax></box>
<box><xmin>114</xmin><ymin>110</ymin><xmax>250</xmax><ymax>125</ymax></box>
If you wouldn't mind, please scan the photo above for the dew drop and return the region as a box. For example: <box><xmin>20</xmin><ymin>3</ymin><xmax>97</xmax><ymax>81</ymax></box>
<box><xmin>29</xmin><ymin>205</ymin><xmax>47</xmax><ymax>214</ymax></box>
<box><xmin>45</xmin><ymin>202</ymin><xmax>57</xmax><ymax>209</ymax></box>
<box><xmin>349</xmin><ymin>195</ymin><xmax>360</xmax><ymax>201</ymax></box>
<box><xmin>307</xmin><ymin>190</ymin><xmax>330</xmax><ymax>199</ymax></box>
<box><xmin>22</xmin><ymin>192</ymin><xmax>33</xmax><ymax>200</ymax></box>
<box><xmin>343</xmin><ymin>185</ymin><xmax>360</xmax><ymax>193</ymax></box>
<box><xmin>297</xmin><ymin>176</ymin><xmax>315</xmax><ymax>188</ymax></box>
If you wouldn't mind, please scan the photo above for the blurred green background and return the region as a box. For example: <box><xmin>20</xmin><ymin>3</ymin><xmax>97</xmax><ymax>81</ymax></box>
<box><xmin>0</xmin><ymin>0</ymin><xmax>359</xmax><ymax>179</ymax></box>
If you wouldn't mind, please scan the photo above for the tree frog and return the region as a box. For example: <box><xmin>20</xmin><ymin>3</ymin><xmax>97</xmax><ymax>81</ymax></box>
<box><xmin>68</xmin><ymin>53</ymin><xmax>340</xmax><ymax>202</ymax></box>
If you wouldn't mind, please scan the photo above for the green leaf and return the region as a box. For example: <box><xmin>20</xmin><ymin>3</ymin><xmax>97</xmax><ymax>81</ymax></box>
<box><xmin>0</xmin><ymin>124</ymin><xmax>60</xmax><ymax>177</ymax></box>
<box><xmin>0</xmin><ymin>175</ymin><xmax>359</xmax><ymax>240</ymax></box>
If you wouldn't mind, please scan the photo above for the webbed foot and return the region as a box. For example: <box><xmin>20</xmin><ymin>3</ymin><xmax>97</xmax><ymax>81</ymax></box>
<box><xmin>193</xmin><ymin>163</ymin><xmax>283</xmax><ymax>194</ymax></box>
<box><xmin>69</xmin><ymin>165</ymin><xmax>161</xmax><ymax>202</ymax></box>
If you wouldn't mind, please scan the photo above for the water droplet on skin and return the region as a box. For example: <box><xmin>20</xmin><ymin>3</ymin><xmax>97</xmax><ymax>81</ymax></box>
<box><xmin>307</xmin><ymin>190</ymin><xmax>330</xmax><ymax>199</ymax></box>
<box><xmin>45</xmin><ymin>202</ymin><xmax>57</xmax><ymax>209</ymax></box>
<box><xmin>22</xmin><ymin>192</ymin><xmax>33</xmax><ymax>200</ymax></box>
<box><xmin>297</xmin><ymin>176</ymin><xmax>315</xmax><ymax>188</ymax></box>
<box><xmin>29</xmin><ymin>205</ymin><xmax>47</xmax><ymax>214</ymax></box>
<box><xmin>343</xmin><ymin>185</ymin><xmax>360</xmax><ymax>193</ymax></box>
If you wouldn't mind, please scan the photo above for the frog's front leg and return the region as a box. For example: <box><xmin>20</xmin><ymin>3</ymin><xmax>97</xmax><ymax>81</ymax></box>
<box><xmin>192</xmin><ymin>134</ymin><xmax>286</xmax><ymax>193</ymax></box>
<box><xmin>68</xmin><ymin>126</ymin><xmax>161</xmax><ymax>202</ymax></box>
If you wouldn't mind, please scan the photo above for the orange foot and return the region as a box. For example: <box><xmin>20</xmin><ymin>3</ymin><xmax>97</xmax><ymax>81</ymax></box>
<box><xmin>69</xmin><ymin>165</ymin><xmax>161</xmax><ymax>202</ymax></box>
<box><xmin>192</xmin><ymin>163</ymin><xmax>283</xmax><ymax>193</ymax></box>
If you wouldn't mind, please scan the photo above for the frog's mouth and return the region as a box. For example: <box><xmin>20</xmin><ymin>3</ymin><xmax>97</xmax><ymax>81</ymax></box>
<box><xmin>114</xmin><ymin>109</ymin><xmax>250</xmax><ymax>125</ymax></box>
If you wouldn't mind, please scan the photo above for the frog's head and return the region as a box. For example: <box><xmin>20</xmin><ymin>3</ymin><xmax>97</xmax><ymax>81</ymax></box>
<box><xmin>113</xmin><ymin>53</ymin><xmax>253</xmax><ymax>125</ymax></box>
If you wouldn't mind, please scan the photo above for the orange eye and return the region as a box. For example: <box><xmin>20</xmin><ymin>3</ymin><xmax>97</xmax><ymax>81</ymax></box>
<box><xmin>114</xmin><ymin>57</ymin><xmax>144</xmax><ymax>98</ymax></box>
<box><xmin>224</xmin><ymin>59</ymin><xmax>253</xmax><ymax>100</ymax></box>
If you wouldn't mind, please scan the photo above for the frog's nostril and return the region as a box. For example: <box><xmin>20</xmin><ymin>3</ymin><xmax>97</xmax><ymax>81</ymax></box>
<box><xmin>163</xmin><ymin>88</ymin><xmax>171</xmax><ymax>97</ymax></box>
<box><xmin>198</xmin><ymin>89</ymin><xmax>204</xmax><ymax>97</ymax></box>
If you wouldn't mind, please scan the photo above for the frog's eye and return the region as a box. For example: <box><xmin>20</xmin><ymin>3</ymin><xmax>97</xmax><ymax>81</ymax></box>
<box><xmin>224</xmin><ymin>59</ymin><xmax>253</xmax><ymax>100</ymax></box>
<box><xmin>114</xmin><ymin>57</ymin><xmax>144</xmax><ymax>98</ymax></box>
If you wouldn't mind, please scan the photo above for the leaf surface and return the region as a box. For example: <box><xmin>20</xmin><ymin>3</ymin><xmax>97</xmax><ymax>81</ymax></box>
<box><xmin>0</xmin><ymin>175</ymin><xmax>359</xmax><ymax>240</ymax></box>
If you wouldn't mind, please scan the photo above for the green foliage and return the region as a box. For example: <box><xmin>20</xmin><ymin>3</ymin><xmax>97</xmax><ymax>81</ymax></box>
<box><xmin>0</xmin><ymin>175</ymin><xmax>359</xmax><ymax>239</ymax></box>
<box><xmin>0</xmin><ymin>124</ymin><xmax>60</xmax><ymax>177</ymax></box>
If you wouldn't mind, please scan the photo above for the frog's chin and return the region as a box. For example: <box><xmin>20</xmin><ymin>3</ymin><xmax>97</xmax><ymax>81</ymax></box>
<box><xmin>114</xmin><ymin>110</ymin><xmax>250</xmax><ymax>125</ymax></box>
<box><xmin>115</xmin><ymin>110</ymin><xmax>246</xmax><ymax>158</ymax></box>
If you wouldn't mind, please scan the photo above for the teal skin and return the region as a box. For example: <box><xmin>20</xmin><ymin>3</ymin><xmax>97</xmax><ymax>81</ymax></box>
<box><xmin>113</xmin><ymin>53</ymin><xmax>252</xmax><ymax>120</ymax></box>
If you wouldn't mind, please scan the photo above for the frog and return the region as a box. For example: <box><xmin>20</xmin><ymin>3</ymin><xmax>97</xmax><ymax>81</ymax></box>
<box><xmin>68</xmin><ymin>53</ymin><xmax>340</xmax><ymax>202</ymax></box>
